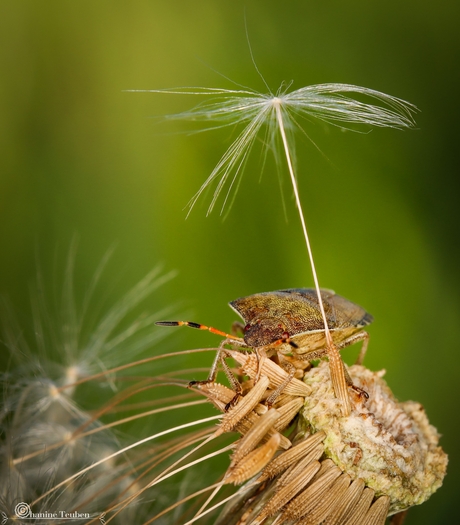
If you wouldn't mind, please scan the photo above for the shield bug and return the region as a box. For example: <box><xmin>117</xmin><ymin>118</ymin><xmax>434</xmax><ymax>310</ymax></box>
<box><xmin>156</xmin><ymin>288</ymin><xmax>372</xmax><ymax>389</ymax></box>
<box><xmin>230</xmin><ymin>288</ymin><xmax>373</xmax><ymax>365</ymax></box>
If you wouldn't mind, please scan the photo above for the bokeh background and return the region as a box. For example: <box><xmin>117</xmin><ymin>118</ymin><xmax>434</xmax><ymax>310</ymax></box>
<box><xmin>1</xmin><ymin>1</ymin><xmax>459</xmax><ymax>523</ymax></box>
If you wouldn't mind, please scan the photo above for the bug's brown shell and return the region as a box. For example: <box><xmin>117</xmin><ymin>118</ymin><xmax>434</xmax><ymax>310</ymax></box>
<box><xmin>229</xmin><ymin>288</ymin><xmax>373</xmax><ymax>349</ymax></box>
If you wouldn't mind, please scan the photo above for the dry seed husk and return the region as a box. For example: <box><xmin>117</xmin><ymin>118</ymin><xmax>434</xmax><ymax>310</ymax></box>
<box><xmin>297</xmin><ymin>473</ymin><xmax>351</xmax><ymax>524</ymax></box>
<box><xmin>227</xmin><ymin>350</ymin><xmax>312</xmax><ymax>397</ymax></box>
<box><xmin>275</xmin><ymin>443</ymin><xmax>324</xmax><ymax>488</ymax></box>
<box><xmin>272</xmin><ymin>397</ymin><xmax>304</xmax><ymax>432</ymax></box>
<box><xmin>281</xmin><ymin>459</ymin><xmax>342</xmax><ymax>521</ymax></box>
<box><xmin>225</xmin><ymin>433</ymin><xmax>281</xmax><ymax>485</ymax></box>
<box><xmin>254</xmin><ymin>460</ymin><xmax>321</xmax><ymax>522</ymax></box>
<box><xmin>230</xmin><ymin>408</ymin><xmax>281</xmax><ymax>466</ymax></box>
<box><xmin>362</xmin><ymin>496</ymin><xmax>391</xmax><ymax>525</ymax></box>
<box><xmin>323</xmin><ymin>477</ymin><xmax>366</xmax><ymax>524</ymax></box>
<box><xmin>235</xmin><ymin>411</ymin><xmax>291</xmax><ymax>450</ymax></box>
<box><xmin>257</xmin><ymin>431</ymin><xmax>326</xmax><ymax>482</ymax></box>
<box><xmin>345</xmin><ymin>487</ymin><xmax>376</xmax><ymax>525</ymax></box>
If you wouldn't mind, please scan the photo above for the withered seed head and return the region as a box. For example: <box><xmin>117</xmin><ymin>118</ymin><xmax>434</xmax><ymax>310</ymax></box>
<box><xmin>197</xmin><ymin>353</ymin><xmax>445</xmax><ymax>524</ymax></box>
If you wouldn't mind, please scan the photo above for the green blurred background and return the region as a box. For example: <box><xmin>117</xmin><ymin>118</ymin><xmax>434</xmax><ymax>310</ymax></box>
<box><xmin>0</xmin><ymin>1</ymin><xmax>458</xmax><ymax>523</ymax></box>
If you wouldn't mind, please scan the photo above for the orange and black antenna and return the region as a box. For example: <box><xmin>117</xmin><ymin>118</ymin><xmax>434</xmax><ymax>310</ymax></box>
<box><xmin>155</xmin><ymin>320</ymin><xmax>244</xmax><ymax>343</ymax></box>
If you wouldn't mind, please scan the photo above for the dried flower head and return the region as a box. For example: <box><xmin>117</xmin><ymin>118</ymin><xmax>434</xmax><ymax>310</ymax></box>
<box><xmin>186</xmin><ymin>358</ymin><xmax>447</xmax><ymax>525</ymax></box>
<box><xmin>0</xmin><ymin>259</ymin><xmax>447</xmax><ymax>525</ymax></box>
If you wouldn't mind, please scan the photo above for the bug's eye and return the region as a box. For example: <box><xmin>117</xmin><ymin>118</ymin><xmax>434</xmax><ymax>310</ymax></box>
<box><xmin>244</xmin><ymin>323</ymin><xmax>251</xmax><ymax>332</ymax></box>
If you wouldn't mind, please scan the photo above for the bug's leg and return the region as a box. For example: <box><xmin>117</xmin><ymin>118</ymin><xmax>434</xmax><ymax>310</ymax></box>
<box><xmin>335</xmin><ymin>331</ymin><xmax>370</xmax><ymax>365</ymax></box>
<box><xmin>253</xmin><ymin>348</ymin><xmax>266</xmax><ymax>385</ymax></box>
<box><xmin>189</xmin><ymin>339</ymin><xmax>247</xmax><ymax>408</ymax></box>
<box><xmin>294</xmin><ymin>348</ymin><xmax>328</xmax><ymax>362</ymax></box>
<box><xmin>343</xmin><ymin>367</ymin><xmax>353</xmax><ymax>386</ymax></box>
<box><xmin>293</xmin><ymin>347</ymin><xmax>368</xmax><ymax>402</ymax></box>
<box><xmin>333</xmin><ymin>331</ymin><xmax>371</xmax><ymax>399</ymax></box>
<box><xmin>206</xmin><ymin>340</ymin><xmax>228</xmax><ymax>383</ymax></box>
<box><xmin>219</xmin><ymin>349</ymin><xmax>243</xmax><ymax>393</ymax></box>
<box><xmin>219</xmin><ymin>350</ymin><xmax>246</xmax><ymax>410</ymax></box>
<box><xmin>156</xmin><ymin>320</ymin><xmax>248</xmax><ymax>396</ymax></box>
<box><xmin>342</xmin><ymin>367</ymin><xmax>368</xmax><ymax>399</ymax></box>
<box><xmin>336</xmin><ymin>339</ymin><xmax>370</xmax><ymax>400</ymax></box>
<box><xmin>188</xmin><ymin>344</ymin><xmax>222</xmax><ymax>387</ymax></box>
<box><xmin>355</xmin><ymin>332</ymin><xmax>369</xmax><ymax>365</ymax></box>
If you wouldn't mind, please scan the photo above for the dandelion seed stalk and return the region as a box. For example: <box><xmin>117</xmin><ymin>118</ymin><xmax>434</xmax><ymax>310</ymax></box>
<box><xmin>273</xmin><ymin>98</ymin><xmax>351</xmax><ymax>415</ymax></box>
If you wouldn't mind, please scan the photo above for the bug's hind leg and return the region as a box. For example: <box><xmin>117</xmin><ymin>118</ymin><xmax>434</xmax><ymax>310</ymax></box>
<box><xmin>335</xmin><ymin>333</ymin><xmax>371</xmax><ymax>400</ymax></box>
<box><xmin>335</xmin><ymin>331</ymin><xmax>370</xmax><ymax>365</ymax></box>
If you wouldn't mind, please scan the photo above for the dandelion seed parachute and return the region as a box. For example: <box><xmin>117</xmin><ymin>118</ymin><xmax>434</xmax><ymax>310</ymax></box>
<box><xmin>130</xmin><ymin>83</ymin><xmax>417</xmax><ymax>215</ymax></box>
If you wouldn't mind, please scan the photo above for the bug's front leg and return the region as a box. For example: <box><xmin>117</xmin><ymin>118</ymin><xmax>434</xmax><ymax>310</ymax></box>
<box><xmin>294</xmin><ymin>345</ymin><xmax>369</xmax><ymax>403</ymax></box>
<box><xmin>342</xmin><ymin>366</ymin><xmax>369</xmax><ymax>400</ymax></box>
<box><xmin>190</xmin><ymin>338</ymin><xmax>250</xmax><ymax>409</ymax></box>
<box><xmin>331</xmin><ymin>331</ymin><xmax>371</xmax><ymax>400</ymax></box>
